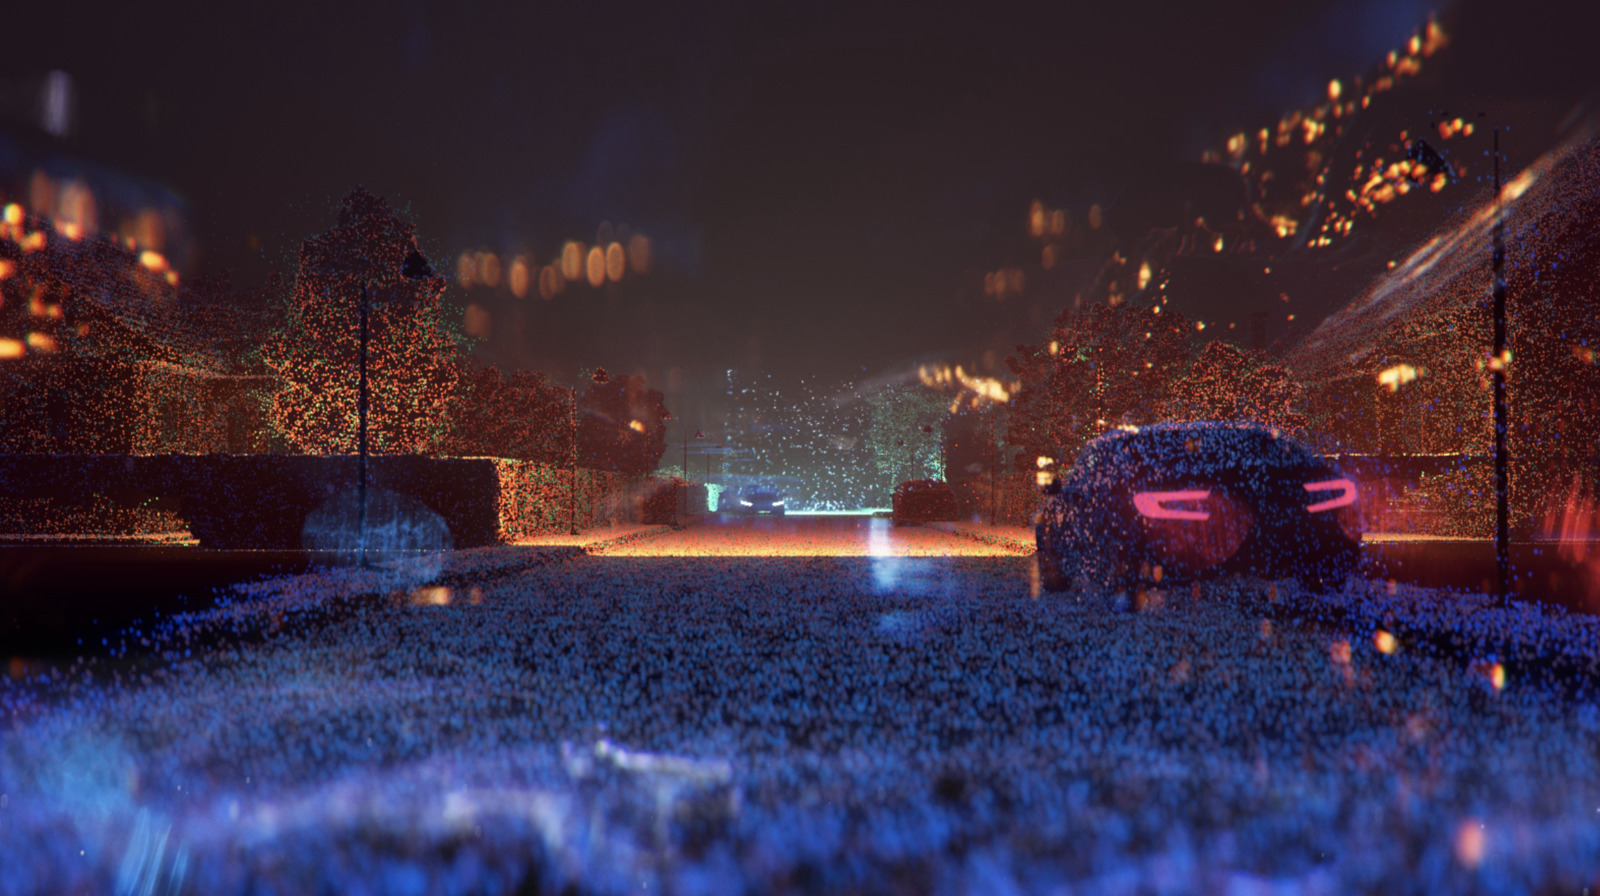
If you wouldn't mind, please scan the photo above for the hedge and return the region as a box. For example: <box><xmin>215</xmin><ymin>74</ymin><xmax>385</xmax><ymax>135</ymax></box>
<box><xmin>0</xmin><ymin>454</ymin><xmax>683</xmax><ymax>548</ymax></box>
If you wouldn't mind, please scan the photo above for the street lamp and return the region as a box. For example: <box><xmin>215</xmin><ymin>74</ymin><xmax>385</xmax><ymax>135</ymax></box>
<box><xmin>1489</xmin><ymin>127</ymin><xmax>1511</xmax><ymax>601</ymax></box>
<box><xmin>357</xmin><ymin>246</ymin><xmax>435</xmax><ymax>568</ymax></box>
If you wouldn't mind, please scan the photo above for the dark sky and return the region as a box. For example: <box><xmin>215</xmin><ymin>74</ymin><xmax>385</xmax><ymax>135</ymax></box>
<box><xmin>5</xmin><ymin>0</ymin><xmax>1598</xmax><ymax>421</ymax></box>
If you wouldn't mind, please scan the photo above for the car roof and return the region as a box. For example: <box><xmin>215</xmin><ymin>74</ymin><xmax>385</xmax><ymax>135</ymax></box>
<box><xmin>1076</xmin><ymin>422</ymin><xmax>1327</xmax><ymax>473</ymax></box>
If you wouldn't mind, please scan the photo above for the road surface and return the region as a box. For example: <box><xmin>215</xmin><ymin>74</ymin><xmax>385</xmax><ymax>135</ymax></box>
<box><xmin>1</xmin><ymin>515</ymin><xmax>1597</xmax><ymax>894</ymax></box>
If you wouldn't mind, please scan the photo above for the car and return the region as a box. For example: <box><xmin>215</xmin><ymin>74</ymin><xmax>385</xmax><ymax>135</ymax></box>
<box><xmin>1034</xmin><ymin>422</ymin><xmax>1362</xmax><ymax>595</ymax></box>
<box><xmin>718</xmin><ymin>484</ymin><xmax>787</xmax><ymax>516</ymax></box>
<box><xmin>892</xmin><ymin>479</ymin><xmax>958</xmax><ymax>526</ymax></box>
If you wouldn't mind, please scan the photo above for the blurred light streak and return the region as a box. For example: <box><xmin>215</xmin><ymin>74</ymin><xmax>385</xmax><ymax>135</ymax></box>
<box><xmin>464</xmin><ymin>304</ymin><xmax>491</xmax><ymax>339</ymax></box>
<box><xmin>539</xmin><ymin>265</ymin><xmax>562</xmax><ymax>300</ymax></box>
<box><xmin>509</xmin><ymin>255</ymin><xmax>530</xmax><ymax>298</ymax></box>
<box><xmin>560</xmin><ymin>241</ymin><xmax>584</xmax><ymax>281</ymax></box>
<box><xmin>604</xmin><ymin>242</ymin><xmax>625</xmax><ymax>282</ymax></box>
<box><xmin>0</xmin><ymin>338</ymin><xmax>25</xmax><ymax>359</ymax></box>
<box><xmin>1373</xmin><ymin>630</ymin><xmax>1398</xmax><ymax>654</ymax></box>
<box><xmin>478</xmin><ymin>252</ymin><xmax>501</xmax><ymax>288</ymax></box>
<box><xmin>585</xmin><ymin>246</ymin><xmax>606</xmax><ymax>287</ymax></box>
<box><xmin>627</xmin><ymin>234</ymin><xmax>651</xmax><ymax>274</ymax></box>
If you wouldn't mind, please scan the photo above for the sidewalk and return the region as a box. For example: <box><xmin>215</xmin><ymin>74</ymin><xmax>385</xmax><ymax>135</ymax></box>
<box><xmin>924</xmin><ymin>520</ymin><xmax>1036</xmax><ymax>555</ymax></box>
<box><xmin>512</xmin><ymin>523</ymin><xmax>677</xmax><ymax>553</ymax></box>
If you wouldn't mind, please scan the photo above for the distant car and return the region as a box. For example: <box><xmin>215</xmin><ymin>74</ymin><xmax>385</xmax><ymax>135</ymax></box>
<box><xmin>1035</xmin><ymin>422</ymin><xmax>1362</xmax><ymax>595</ymax></box>
<box><xmin>892</xmin><ymin>479</ymin><xmax>958</xmax><ymax>526</ymax></box>
<box><xmin>719</xmin><ymin>485</ymin><xmax>786</xmax><ymax>516</ymax></box>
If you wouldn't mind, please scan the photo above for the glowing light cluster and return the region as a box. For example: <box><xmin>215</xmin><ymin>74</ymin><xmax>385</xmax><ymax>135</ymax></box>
<box><xmin>9</xmin><ymin>170</ymin><xmax>181</xmax><ymax>268</ymax></box>
<box><xmin>982</xmin><ymin>267</ymin><xmax>1026</xmax><ymax>299</ymax></box>
<box><xmin>1376</xmin><ymin>363</ymin><xmax>1419</xmax><ymax>392</ymax></box>
<box><xmin>454</xmin><ymin>230</ymin><xmax>652</xmax><ymax>300</ymax></box>
<box><xmin>917</xmin><ymin>363</ymin><xmax>1014</xmax><ymax>410</ymax></box>
<box><xmin>1200</xmin><ymin>17</ymin><xmax>1452</xmax><ymax>250</ymax></box>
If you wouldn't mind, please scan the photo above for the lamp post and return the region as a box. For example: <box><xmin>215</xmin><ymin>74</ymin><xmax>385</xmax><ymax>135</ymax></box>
<box><xmin>1491</xmin><ymin>127</ymin><xmax>1510</xmax><ymax>601</ymax></box>
<box><xmin>694</xmin><ymin>428</ymin><xmax>706</xmax><ymax>514</ymax></box>
<box><xmin>357</xmin><ymin>247</ymin><xmax>435</xmax><ymax>568</ymax></box>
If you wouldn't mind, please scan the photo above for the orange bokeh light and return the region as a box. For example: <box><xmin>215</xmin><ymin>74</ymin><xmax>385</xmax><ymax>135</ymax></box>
<box><xmin>560</xmin><ymin>241</ymin><xmax>584</xmax><ymax>281</ymax></box>
<box><xmin>605</xmin><ymin>241</ymin><xmax>626</xmax><ymax>281</ymax></box>
<box><xmin>627</xmin><ymin>234</ymin><xmax>651</xmax><ymax>274</ymax></box>
<box><xmin>509</xmin><ymin>255</ymin><xmax>530</xmax><ymax>298</ymax></box>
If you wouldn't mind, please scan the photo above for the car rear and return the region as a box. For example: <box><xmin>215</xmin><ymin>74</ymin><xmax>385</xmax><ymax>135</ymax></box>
<box><xmin>1038</xmin><ymin>423</ymin><xmax>1362</xmax><ymax>592</ymax></box>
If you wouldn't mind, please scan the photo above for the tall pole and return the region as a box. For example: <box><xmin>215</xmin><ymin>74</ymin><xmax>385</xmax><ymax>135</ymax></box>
<box><xmin>358</xmin><ymin>283</ymin><xmax>370</xmax><ymax>568</ymax></box>
<box><xmin>1492</xmin><ymin>127</ymin><xmax>1510</xmax><ymax>600</ymax></box>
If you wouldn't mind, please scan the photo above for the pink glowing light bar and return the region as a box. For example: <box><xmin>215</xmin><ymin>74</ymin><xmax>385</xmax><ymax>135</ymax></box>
<box><xmin>1304</xmin><ymin>478</ymin><xmax>1358</xmax><ymax>512</ymax></box>
<box><xmin>1134</xmin><ymin>489</ymin><xmax>1212</xmax><ymax>521</ymax></box>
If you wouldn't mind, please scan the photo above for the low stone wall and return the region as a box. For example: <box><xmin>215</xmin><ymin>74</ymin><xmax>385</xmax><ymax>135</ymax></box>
<box><xmin>0</xmin><ymin>455</ymin><xmax>681</xmax><ymax>548</ymax></box>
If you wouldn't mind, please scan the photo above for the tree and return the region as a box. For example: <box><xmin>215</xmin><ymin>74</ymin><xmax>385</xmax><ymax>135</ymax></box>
<box><xmin>1159</xmin><ymin>341</ymin><xmax>1305</xmax><ymax>433</ymax></box>
<box><xmin>261</xmin><ymin>189</ymin><xmax>461</xmax><ymax>454</ymax></box>
<box><xmin>1005</xmin><ymin>299</ymin><xmax>1194</xmax><ymax>464</ymax></box>
<box><xmin>577</xmin><ymin>374</ymin><xmax>670</xmax><ymax>475</ymax></box>
<box><xmin>865</xmin><ymin>382</ymin><xmax>947</xmax><ymax>489</ymax></box>
<box><xmin>437</xmin><ymin>363</ymin><xmax>569</xmax><ymax>461</ymax></box>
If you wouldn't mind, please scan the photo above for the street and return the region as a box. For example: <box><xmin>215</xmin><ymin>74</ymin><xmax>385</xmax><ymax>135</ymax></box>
<box><xmin>3</xmin><ymin>515</ymin><xmax>1598</xmax><ymax>894</ymax></box>
<box><xmin>598</xmin><ymin>513</ymin><xmax>1031</xmax><ymax>557</ymax></box>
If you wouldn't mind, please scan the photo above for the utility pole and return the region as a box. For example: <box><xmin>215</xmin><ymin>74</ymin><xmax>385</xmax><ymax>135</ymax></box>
<box><xmin>357</xmin><ymin>248</ymin><xmax>434</xmax><ymax>568</ymax></box>
<box><xmin>1492</xmin><ymin>127</ymin><xmax>1510</xmax><ymax>601</ymax></box>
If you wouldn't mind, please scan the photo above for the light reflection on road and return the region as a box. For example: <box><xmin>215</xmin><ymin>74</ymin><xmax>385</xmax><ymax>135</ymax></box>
<box><xmin>596</xmin><ymin>515</ymin><xmax>1016</xmax><ymax>558</ymax></box>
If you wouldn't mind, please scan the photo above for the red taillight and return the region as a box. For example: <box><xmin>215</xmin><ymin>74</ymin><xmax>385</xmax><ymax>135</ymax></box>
<box><xmin>1134</xmin><ymin>489</ymin><xmax>1212</xmax><ymax>521</ymax></box>
<box><xmin>1304</xmin><ymin>478</ymin><xmax>1358</xmax><ymax>513</ymax></box>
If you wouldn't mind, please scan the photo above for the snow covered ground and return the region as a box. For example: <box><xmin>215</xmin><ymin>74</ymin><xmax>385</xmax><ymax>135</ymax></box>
<box><xmin>2</xmin><ymin>547</ymin><xmax>1598</xmax><ymax>894</ymax></box>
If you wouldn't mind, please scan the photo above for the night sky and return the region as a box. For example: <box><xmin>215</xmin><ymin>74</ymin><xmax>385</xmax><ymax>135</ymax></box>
<box><xmin>4</xmin><ymin>0</ymin><xmax>1599</xmax><ymax>424</ymax></box>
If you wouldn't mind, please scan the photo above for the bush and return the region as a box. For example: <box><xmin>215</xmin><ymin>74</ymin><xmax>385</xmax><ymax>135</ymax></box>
<box><xmin>892</xmin><ymin>479</ymin><xmax>958</xmax><ymax>525</ymax></box>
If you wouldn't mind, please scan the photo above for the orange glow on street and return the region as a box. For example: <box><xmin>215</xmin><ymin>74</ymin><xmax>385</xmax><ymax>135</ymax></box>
<box><xmin>597</xmin><ymin>517</ymin><xmax>1022</xmax><ymax>557</ymax></box>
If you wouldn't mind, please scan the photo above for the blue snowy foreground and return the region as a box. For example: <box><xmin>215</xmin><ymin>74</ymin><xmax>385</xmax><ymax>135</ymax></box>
<box><xmin>2</xmin><ymin>547</ymin><xmax>1599</xmax><ymax>895</ymax></box>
